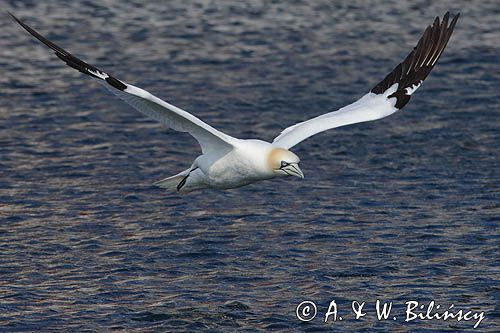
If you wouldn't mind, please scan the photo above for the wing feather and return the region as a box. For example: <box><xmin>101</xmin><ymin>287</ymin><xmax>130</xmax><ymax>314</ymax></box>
<box><xmin>10</xmin><ymin>13</ymin><xmax>236</xmax><ymax>154</ymax></box>
<box><xmin>273</xmin><ymin>12</ymin><xmax>459</xmax><ymax>149</ymax></box>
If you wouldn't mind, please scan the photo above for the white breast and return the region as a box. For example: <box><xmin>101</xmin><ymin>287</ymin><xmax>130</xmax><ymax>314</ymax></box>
<box><xmin>202</xmin><ymin>140</ymin><xmax>274</xmax><ymax>189</ymax></box>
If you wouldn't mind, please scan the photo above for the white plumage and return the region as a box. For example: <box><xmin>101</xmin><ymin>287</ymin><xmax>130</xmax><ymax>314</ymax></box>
<box><xmin>10</xmin><ymin>12</ymin><xmax>459</xmax><ymax>192</ymax></box>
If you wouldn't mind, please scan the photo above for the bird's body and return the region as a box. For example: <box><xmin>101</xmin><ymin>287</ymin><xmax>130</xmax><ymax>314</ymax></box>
<box><xmin>157</xmin><ymin>140</ymin><xmax>300</xmax><ymax>192</ymax></box>
<box><xmin>10</xmin><ymin>12</ymin><xmax>459</xmax><ymax>193</ymax></box>
<box><xmin>199</xmin><ymin>140</ymin><xmax>275</xmax><ymax>190</ymax></box>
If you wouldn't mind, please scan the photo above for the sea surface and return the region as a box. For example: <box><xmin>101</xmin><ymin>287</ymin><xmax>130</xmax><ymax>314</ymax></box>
<box><xmin>0</xmin><ymin>0</ymin><xmax>498</xmax><ymax>331</ymax></box>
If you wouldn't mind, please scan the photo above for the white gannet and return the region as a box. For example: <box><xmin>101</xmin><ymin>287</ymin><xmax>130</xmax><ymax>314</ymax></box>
<box><xmin>10</xmin><ymin>12</ymin><xmax>459</xmax><ymax>192</ymax></box>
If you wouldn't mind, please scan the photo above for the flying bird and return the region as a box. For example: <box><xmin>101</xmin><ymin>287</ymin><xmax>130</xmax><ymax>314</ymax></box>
<box><xmin>10</xmin><ymin>12</ymin><xmax>459</xmax><ymax>192</ymax></box>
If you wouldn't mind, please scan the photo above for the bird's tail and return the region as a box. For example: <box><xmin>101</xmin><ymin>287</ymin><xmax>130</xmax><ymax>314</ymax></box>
<box><xmin>153</xmin><ymin>169</ymin><xmax>190</xmax><ymax>191</ymax></box>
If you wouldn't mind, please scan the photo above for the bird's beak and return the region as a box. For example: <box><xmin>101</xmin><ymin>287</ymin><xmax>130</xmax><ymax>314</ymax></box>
<box><xmin>283</xmin><ymin>163</ymin><xmax>304</xmax><ymax>179</ymax></box>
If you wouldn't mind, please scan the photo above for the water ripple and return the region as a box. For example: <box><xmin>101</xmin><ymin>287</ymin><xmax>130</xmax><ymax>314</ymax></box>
<box><xmin>1</xmin><ymin>0</ymin><xmax>499</xmax><ymax>331</ymax></box>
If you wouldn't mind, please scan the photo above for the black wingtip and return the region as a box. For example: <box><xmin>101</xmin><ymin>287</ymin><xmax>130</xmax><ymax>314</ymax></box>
<box><xmin>7</xmin><ymin>11</ymin><xmax>17</xmax><ymax>20</ymax></box>
<box><xmin>7</xmin><ymin>11</ymin><xmax>25</xmax><ymax>28</ymax></box>
<box><xmin>105</xmin><ymin>77</ymin><xmax>127</xmax><ymax>90</ymax></box>
<box><xmin>450</xmin><ymin>12</ymin><xmax>460</xmax><ymax>29</ymax></box>
<box><xmin>371</xmin><ymin>12</ymin><xmax>460</xmax><ymax>109</ymax></box>
<box><xmin>10</xmin><ymin>13</ymin><xmax>127</xmax><ymax>92</ymax></box>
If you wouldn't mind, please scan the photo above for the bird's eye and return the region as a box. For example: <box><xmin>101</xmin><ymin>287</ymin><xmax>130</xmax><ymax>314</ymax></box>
<box><xmin>280</xmin><ymin>161</ymin><xmax>289</xmax><ymax>168</ymax></box>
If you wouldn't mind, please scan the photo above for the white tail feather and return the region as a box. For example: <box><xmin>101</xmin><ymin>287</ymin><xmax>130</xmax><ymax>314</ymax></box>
<box><xmin>154</xmin><ymin>169</ymin><xmax>190</xmax><ymax>191</ymax></box>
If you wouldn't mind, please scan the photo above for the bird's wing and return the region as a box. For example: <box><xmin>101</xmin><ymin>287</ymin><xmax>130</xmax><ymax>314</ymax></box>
<box><xmin>10</xmin><ymin>13</ymin><xmax>237</xmax><ymax>155</ymax></box>
<box><xmin>273</xmin><ymin>12</ymin><xmax>459</xmax><ymax>149</ymax></box>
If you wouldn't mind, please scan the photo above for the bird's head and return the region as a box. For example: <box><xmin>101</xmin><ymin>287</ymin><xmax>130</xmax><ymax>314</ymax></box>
<box><xmin>268</xmin><ymin>148</ymin><xmax>304</xmax><ymax>179</ymax></box>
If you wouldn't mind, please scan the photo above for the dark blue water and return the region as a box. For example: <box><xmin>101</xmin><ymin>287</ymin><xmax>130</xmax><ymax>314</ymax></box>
<box><xmin>1</xmin><ymin>1</ymin><xmax>498</xmax><ymax>331</ymax></box>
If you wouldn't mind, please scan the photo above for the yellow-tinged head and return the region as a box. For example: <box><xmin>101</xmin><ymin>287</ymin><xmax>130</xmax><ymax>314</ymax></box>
<box><xmin>267</xmin><ymin>148</ymin><xmax>304</xmax><ymax>178</ymax></box>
